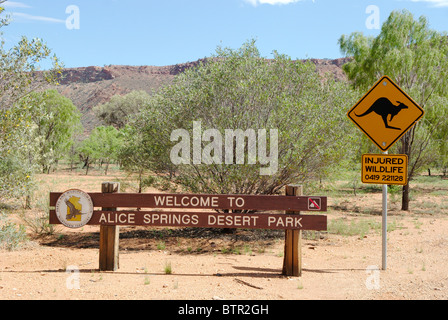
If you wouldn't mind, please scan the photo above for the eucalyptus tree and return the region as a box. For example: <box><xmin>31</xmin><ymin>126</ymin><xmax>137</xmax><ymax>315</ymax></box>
<box><xmin>124</xmin><ymin>40</ymin><xmax>357</xmax><ymax>196</ymax></box>
<box><xmin>94</xmin><ymin>90</ymin><xmax>151</xmax><ymax>129</ymax></box>
<box><xmin>339</xmin><ymin>10</ymin><xmax>448</xmax><ymax>210</ymax></box>
<box><xmin>26</xmin><ymin>89</ymin><xmax>82</xmax><ymax>174</ymax></box>
<box><xmin>79</xmin><ymin>126</ymin><xmax>123</xmax><ymax>175</ymax></box>
<box><xmin>0</xmin><ymin>5</ymin><xmax>62</xmax><ymax>201</ymax></box>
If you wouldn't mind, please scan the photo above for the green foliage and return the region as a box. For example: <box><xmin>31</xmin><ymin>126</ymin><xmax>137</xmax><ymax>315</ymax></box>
<box><xmin>0</xmin><ymin>211</ymin><xmax>28</xmax><ymax>251</ymax></box>
<box><xmin>339</xmin><ymin>10</ymin><xmax>448</xmax><ymax>99</ymax></box>
<box><xmin>25</xmin><ymin>89</ymin><xmax>83</xmax><ymax>173</ymax></box>
<box><xmin>91</xmin><ymin>90</ymin><xmax>152</xmax><ymax>179</ymax></box>
<box><xmin>94</xmin><ymin>90</ymin><xmax>151</xmax><ymax>128</ymax></box>
<box><xmin>339</xmin><ymin>10</ymin><xmax>448</xmax><ymax>209</ymax></box>
<box><xmin>164</xmin><ymin>261</ymin><xmax>172</xmax><ymax>274</ymax></box>
<box><xmin>0</xmin><ymin>105</ymin><xmax>36</xmax><ymax>199</ymax></box>
<box><xmin>124</xmin><ymin>40</ymin><xmax>357</xmax><ymax>195</ymax></box>
<box><xmin>424</xmin><ymin>95</ymin><xmax>448</xmax><ymax>176</ymax></box>
<box><xmin>18</xmin><ymin>209</ymin><xmax>56</xmax><ymax>236</ymax></box>
<box><xmin>118</xmin><ymin>124</ymin><xmax>156</xmax><ymax>192</ymax></box>
<box><xmin>79</xmin><ymin>126</ymin><xmax>124</xmax><ymax>175</ymax></box>
<box><xmin>0</xmin><ymin>6</ymin><xmax>62</xmax><ymax>201</ymax></box>
<box><xmin>1</xmin><ymin>89</ymin><xmax>81</xmax><ymax>203</ymax></box>
<box><xmin>328</xmin><ymin>218</ymin><xmax>397</xmax><ymax>238</ymax></box>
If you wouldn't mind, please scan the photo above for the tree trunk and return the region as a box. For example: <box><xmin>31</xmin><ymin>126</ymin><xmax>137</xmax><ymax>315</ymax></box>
<box><xmin>401</xmin><ymin>183</ymin><xmax>410</xmax><ymax>211</ymax></box>
<box><xmin>138</xmin><ymin>171</ymin><xmax>143</xmax><ymax>194</ymax></box>
<box><xmin>24</xmin><ymin>195</ymin><xmax>31</xmax><ymax>209</ymax></box>
<box><xmin>105</xmin><ymin>160</ymin><xmax>110</xmax><ymax>176</ymax></box>
<box><xmin>400</xmin><ymin>130</ymin><xmax>412</xmax><ymax>211</ymax></box>
<box><xmin>83</xmin><ymin>156</ymin><xmax>90</xmax><ymax>175</ymax></box>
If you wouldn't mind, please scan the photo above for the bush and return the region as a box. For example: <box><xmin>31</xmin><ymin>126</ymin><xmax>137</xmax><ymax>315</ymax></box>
<box><xmin>0</xmin><ymin>211</ymin><xmax>28</xmax><ymax>251</ymax></box>
<box><xmin>124</xmin><ymin>40</ymin><xmax>358</xmax><ymax>196</ymax></box>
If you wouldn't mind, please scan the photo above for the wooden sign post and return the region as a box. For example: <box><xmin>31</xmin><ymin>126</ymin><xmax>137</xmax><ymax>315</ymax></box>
<box><xmin>283</xmin><ymin>185</ymin><xmax>302</xmax><ymax>277</ymax></box>
<box><xmin>50</xmin><ymin>184</ymin><xmax>327</xmax><ymax>274</ymax></box>
<box><xmin>99</xmin><ymin>182</ymin><xmax>120</xmax><ymax>271</ymax></box>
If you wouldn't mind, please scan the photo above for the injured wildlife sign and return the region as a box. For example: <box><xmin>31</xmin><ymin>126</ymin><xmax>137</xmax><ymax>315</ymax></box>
<box><xmin>362</xmin><ymin>154</ymin><xmax>408</xmax><ymax>185</ymax></box>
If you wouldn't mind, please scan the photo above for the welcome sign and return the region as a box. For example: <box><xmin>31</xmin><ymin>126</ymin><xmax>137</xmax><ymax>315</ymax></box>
<box><xmin>50</xmin><ymin>191</ymin><xmax>328</xmax><ymax>230</ymax></box>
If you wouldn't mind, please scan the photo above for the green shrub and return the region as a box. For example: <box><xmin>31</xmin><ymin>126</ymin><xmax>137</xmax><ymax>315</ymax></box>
<box><xmin>0</xmin><ymin>212</ymin><xmax>28</xmax><ymax>251</ymax></box>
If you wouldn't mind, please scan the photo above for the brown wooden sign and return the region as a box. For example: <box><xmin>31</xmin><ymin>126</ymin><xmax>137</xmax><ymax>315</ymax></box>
<box><xmin>50</xmin><ymin>191</ymin><xmax>327</xmax><ymax>231</ymax></box>
<box><xmin>49</xmin><ymin>184</ymin><xmax>327</xmax><ymax>274</ymax></box>
<box><xmin>50</xmin><ymin>192</ymin><xmax>327</xmax><ymax>212</ymax></box>
<box><xmin>49</xmin><ymin>210</ymin><xmax>327</xmax><ymax>231</ymax></box>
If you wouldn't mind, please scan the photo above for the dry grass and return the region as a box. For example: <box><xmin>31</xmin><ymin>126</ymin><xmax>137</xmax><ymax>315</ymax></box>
<box><xmin>2</xmin><ymin>166</ymin><xmax>447</xmax><ymax>253</ymax></box>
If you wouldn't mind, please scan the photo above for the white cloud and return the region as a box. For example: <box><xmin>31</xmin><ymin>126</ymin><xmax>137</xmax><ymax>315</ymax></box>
<box><xmin>244</xmin><ymin>0</ymin><xmax>306</xmax><ymax>7</ymax></box>
<box><xmin>407</xmin><ymin>0</ymin><xmax>448</xmax><ymax>7</ymax></box>
<box><xmin>2</xmin><ymin>1</ymin><xmax>31</xmax><ymax>9</ymax></box>
<box><xmin>11</xmin><ymin>12</ymin><xmax>65</xmax><ymax>23</ymax></box>
<box><xmin>2</xmin><ymin>1</ymin><xmax>64</xmax><ymax>24</ymax></box>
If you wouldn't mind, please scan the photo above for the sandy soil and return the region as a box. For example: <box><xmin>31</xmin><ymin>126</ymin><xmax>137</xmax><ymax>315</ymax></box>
<box><xmin>1</xmin><ymin>173</ymin><xmax>447</xmax><ymax>301</ymax></box>
<box><xmin>1</xmin><ymin>209</ymin><xmax>447</xmax><ymax>300</ymax></box>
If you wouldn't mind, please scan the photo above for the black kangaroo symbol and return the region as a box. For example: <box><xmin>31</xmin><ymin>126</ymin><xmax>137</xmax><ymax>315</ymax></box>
<box><xmin>355</xmin><ymin>97</ymin><xmax>409</xmax><ymax>130</ymax></box>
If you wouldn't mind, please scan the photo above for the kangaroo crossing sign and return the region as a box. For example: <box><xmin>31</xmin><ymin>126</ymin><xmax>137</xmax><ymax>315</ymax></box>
<box><xmin>347</xmin><ymin>76</ymin><xmax>424</xmax><ymax>151</ymax></box>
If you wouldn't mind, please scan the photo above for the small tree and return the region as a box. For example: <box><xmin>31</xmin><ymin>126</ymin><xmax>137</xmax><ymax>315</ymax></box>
<box><xmin>25</xmin><ymin>89</ymin><xmax>83</xmax><ymax>173</ymax></box>
<box><xmin>425</xmin><ymin>95</ymin><xmax>448</xmax><ymax>177</ymax></box>
<box><xmin>339</xmin><ymin>10</ymin><xmax>448</xmax><ymax>210</ymax></box>
<box><xmin>119</xmin><ymin>124</ymin><xmax>157</xmax><ymax>193</ymax></box>
<box><xmin>93</xmin><ymin>90</ymin><xmax>151</xmax><ymax>129</ymax></box>
<box><xmin>79</xmin><ymin>126</ymin><xmax>123</xmax><ymax>175</ymax></box>
<box><xmin>0</xmin><ymin>5</ymin><xmax>62</xmax><ymax>202</ymax></box>
<box><xmin>125</xmin><ymin>40</ymin><xmax>358</xmax><ymax>196</ymax></box>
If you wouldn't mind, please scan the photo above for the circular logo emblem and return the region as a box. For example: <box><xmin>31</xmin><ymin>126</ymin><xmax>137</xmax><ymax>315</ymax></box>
<box><xmin>55</xmin><ymin>189</ymin><xmax>94</xmax><ymax>229</ymax></box>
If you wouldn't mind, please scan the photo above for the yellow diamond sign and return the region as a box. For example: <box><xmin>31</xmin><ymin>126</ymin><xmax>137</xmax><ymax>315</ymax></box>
<box><xmin>347</xmin><ymin>76</ymin><xmax>424</xmax><ymax>151</ymax></box>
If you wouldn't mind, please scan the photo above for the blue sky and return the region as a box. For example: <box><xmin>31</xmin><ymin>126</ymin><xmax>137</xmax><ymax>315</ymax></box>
<box><xmin>1</xmin><ymin>0</ymin><xmax>447</xmax><ymax>69</ymax></box>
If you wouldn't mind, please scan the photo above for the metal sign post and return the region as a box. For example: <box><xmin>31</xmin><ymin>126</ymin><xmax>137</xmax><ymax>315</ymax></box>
<box><xmin>382</xmin><ymin>151</ymin><xmax>388</xmax><ymax>270</ymax></box>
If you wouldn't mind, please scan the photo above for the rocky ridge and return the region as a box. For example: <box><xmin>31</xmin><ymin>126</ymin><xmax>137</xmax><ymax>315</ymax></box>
<box><xmin>52</xmin><ymin>58</ymin><xmax>349</xmax><ymax>132</ymax></box>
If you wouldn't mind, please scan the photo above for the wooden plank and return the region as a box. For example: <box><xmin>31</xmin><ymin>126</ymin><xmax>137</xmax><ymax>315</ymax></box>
<box><xmin>98</xmin><ymin>224</ymin><xmax>108</xmax><ymax>270</ymax></box>
<box><xmin>283</xmin><ymin>229</ymin><xmax>293</xmax><ymax>275</ymax></box>
<box><xmin>283</xmin><ymin>185</ymin><xmax>302</xmax><ymax>277</ymax></box>
<box><xmin>99</xmin><ymin>182</ymin><xmax>120</xmax><ymax>271</ymax></box>
<box><xmin>50</xmin><ymin>192</ymin><xmax>327</xmax><ymax>212</ymax></box>
<box><xmin>49</xmin><ymin>210</ymin><xmax>327</xmax><ymax>231</ymax></box>
<box><xmin>292</xmin><ymin>227</ymin><xmax>301</xmax><ymax>277</ymax></box>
